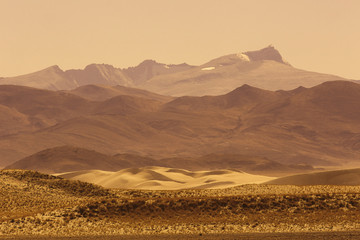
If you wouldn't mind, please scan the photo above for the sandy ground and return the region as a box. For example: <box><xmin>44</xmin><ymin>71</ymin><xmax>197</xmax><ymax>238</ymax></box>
<box><xmin>266</xmin><ymin>168</ymin><xmax>360</xmax><ymax>185</ymax></box>
<box><xmin>56</xmin><ymin>166</ymin><xmax>275</xmax><ymax>190</ymax></box>
<box><xmin>3</xmin><ymin>170</ymin><xmax>360</xmax><ymax>237</ymax></box>
<box><xmin>3</xmin><ymin>232</ymin><xmax>360</xmax><ymax>240</ymax></box>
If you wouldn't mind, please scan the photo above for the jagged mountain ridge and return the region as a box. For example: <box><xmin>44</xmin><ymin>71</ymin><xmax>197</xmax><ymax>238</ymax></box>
<box><xmin>0</xmin><ymin>46</ymin><xmax>347</xmax><ymax>96</ymax></box>
<box><xmin>123</xmin><ymin>60</ymin><xmax>194</xmax><ymax>85</ymax></box>
<box><xmin>140</xmin><ymin>46</ymin><xmax>346</xmax><ymax>96</ymax></box>
<box><xmin>0</xmin><ymin>61</ymin><xmax>193</xmax><ymax>91</ymax></box>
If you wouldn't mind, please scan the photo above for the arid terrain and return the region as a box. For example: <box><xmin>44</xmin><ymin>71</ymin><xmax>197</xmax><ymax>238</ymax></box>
<box><xmin>1</xmin><ymin>169</ymin><xmax>360</xmax><ymax>238</ymax></box>
<box><xmin>2</xmin><ymin>1</ymin><xmax>360</xmax><ymax>238</ymax></box>
<box><xmin>0</xmin><ymin>47</ymin><xmax>360</xmax><ymax>239</ymax></box>
<box><xmin>1</xmin><ymin>79</ymin><xmax>360</xmax><ymax>171</ymax></box>
<box><xmin>54</xmin><ymin>166</ymin><xmax>275</xmax><ymax>190</ymax></box>
<box><xmin>0</xmin><ymin>47</ymin><xmax>359</xmax><ymax>171</ymax></box>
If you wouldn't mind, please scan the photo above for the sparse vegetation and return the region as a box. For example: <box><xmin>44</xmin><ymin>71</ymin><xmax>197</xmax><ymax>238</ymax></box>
<box><xmin>1</xmin><ymin>170</ymin><xmax>360</xmax><ymax>236</ymax></box>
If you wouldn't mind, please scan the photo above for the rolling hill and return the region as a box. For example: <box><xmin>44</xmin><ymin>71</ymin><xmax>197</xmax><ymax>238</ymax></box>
<box><xmin>266</xmin><ymin>168</ymin><xmax>360</xmax><ymax>185</ymax></box>
<box><xmin>0</xmin><ymin>85</ymin><xmax>94</xmax><ymax>133</ymax></box>
<box><xmin>0</xmin><ymin>104</ymin><xmax>33</xmax><ymax>136</ymax></box>
<box><xmin>4</xmin><ymin>146</ymin><xmax>312</xmax><ymax>175</ymax></box>
<box><xmin>0</xmin><ymin>81</ymin><xmax>360</xmax><ymax>171</ymax></box>
<box><xmin>4</xmin><ymin>146</ymin><xmax>123</xmax><ymax>173</ymax></box>
<box><xmin>66</xmin><ymin>84</ymin><xmax>172</xmax><ymax>102</ymax></box>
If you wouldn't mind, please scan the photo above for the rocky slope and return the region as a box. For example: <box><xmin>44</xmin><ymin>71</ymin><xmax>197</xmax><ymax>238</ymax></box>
<box><xmin>0</xmin><ymin>46</ymin><xmax>346</xmax><ymax>96</ymax></box>
<box><xmin>0</xmin><ymin>81</ymin><xmax>359</xmax><ymax>169</ymax></box>
<box><xmin>138</xmin><ymin>46</ymin><xmax>345</xmax><ymax>96</ymax></box>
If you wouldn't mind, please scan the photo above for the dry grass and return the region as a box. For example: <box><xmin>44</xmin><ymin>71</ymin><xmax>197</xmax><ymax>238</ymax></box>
<box><xmin>1</xmin><ymin>170</ymin><xmax>360</xmax><ymax>236</ymax></box>
<box><xmin>0</xmin><ymin>170</ymin><xmax>112</xmax><ymax>222</ymax></box>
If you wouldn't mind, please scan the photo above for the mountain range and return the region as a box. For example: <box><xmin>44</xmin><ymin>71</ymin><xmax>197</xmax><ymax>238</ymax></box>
<box><xmin>0</xmin><ymin>46</ymin><xmax>347</xmax><ymax>96</ymax></box>
<box><xmin>4</xmin><ymin>145</ymin><xmax>312</xmax><ymax>175</ymax></box>
<box><xmin>1</xmin><ymin>45</ymin><xmax>360</xmax><ymax>178</ymax></box>
<box><xmin>1</xmin><ymin>81</ymin><xmax>359</xmax><ymax>171</ymax></box>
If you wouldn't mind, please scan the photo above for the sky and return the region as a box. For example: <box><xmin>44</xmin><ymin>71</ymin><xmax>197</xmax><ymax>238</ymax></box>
<box><xmin>1</xmin><ymin>0</ymin><xmax>359</xmax><ymax>79</ymax></box>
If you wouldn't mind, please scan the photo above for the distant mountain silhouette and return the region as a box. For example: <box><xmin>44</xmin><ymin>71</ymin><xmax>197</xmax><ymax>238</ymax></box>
<box><xmin>0</xmin><ymin>46</ymin><xmax>347</xmax><ymax>96</ymax></box>
<box><xmin>244</xmin><ymin>45</ymin><xmax>288</xmax><ymax>64</ymax></box>
<box><xmin>0</xmin><ymin>61</ymin><xmax>192</xmax><ymax>91</ymax></box>
<box><xmin>140</xmin><ymin>46</ymin><xmax>346</xmax><ymax>96</ymax></box>
<box><xmin>123</xmin><ymin>60</ymin><xmax>194</xmax><ymax>85</ymax></box>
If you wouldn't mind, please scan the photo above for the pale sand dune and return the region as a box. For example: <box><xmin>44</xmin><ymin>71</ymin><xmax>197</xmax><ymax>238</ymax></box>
<box><xmin>266</xmin><ymin>168</ymin><xmax>360</xmax><ymax>186</ymax></box>
<box><xmin>55</xmin><ymin>166</ymin><xmax>275</xmax><ymax>190</ymax></box>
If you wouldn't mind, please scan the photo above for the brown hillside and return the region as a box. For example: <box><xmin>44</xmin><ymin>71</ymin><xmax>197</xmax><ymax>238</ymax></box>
<box><xmin>266</xmin><ymin>168</ymin><xmax>360</xmax><ymax>185</ymax></box>
<box><xmin>0</xmin><ymin>104</ymin><xmax>33</xmax><ymax>136</ymax></box>
<box><xmin>0</xmin><ymin>81</ymin><xmax>359</xmax><ymax>170</ymax></box>
<box><xmin>163</xmin><ymin>84</ymin><xmax>279</xmax><ymax>111</ymax></box>
<box><xmin>159</xmin><ymin>153</ymin><xmax>314</xmax><ymax>174</ymax></box>
<box><xmin>4</xmin><ymin>146</ymin><xmax>123</xmax><ymax>173</ymax></box>
<box><xmin>0</xmin><ymin>85</ymin><xmax>93</xmax><ymax>129</ymax></box>
<box><xmin>4</xmin><ymin>146</ymin><xmax>165</xmax><ymax>174</ymax></box>
<box><xmin>4</xmin><ymin>145</ymin><xmax>312</xmax><ymax>175</ymax></box>
<box><xmin>93</xmin><ymin>95</ymin><xmax>162</xmax><ymax>115</ymax></box>
<box><xmin>68</xmin><ymin>84</ymin><xmax>172</xmax><ymax>102</ymax></box>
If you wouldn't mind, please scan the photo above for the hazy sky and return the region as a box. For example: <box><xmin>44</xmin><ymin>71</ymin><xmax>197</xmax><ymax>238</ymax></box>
<box><xmin>1</xmin><ymin>0</ymin><xmax>359</xmax><ymax>79</ymax></box>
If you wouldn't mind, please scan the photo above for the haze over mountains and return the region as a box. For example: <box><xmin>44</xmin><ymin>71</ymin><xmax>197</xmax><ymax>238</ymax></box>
<box><xmin>0</xmin><ymin>46</ymin><xmax>346</xmax><ymax>96</ymax></box>
<box><xmin>1</xmin><ymin>80</ymin><xmax>360</xmax><ymax>172</ymax></box>
<box><xmin>0</xmin><ymin>60</ymin><xmax>193</xmax><ymax>93</ymax></box>
<box><xmin>1</xmin><ymin>45</ymin><xmax>360</xmax><ymax>189</ymax></box>
<box><xmin>4</xmin><ymin>146</ymin><xmax>312</xmax><ymax>175</ymax></box>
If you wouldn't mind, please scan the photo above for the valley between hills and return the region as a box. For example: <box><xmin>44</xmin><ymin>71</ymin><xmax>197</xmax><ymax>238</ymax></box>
<box><xmin>1</xmin><ymin>46</ymin><xmax>360</xmax><ymax>238</ymax></box>
<box><xmin>1</xmin><ymin>80</ymin><xmax>360</xmax><ymax>172</ymax></box>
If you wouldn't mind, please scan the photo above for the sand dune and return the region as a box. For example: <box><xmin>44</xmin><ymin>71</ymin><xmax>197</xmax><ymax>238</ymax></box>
<box><xmin>266</xmin><ymin>168</ymin><xmax>360</xmax><ymax>185</ymax></box>
<box><xmin>56</xmin><ymin>166</ymin><xmax>275</xmax><ymax>190</ymax></box>
<box><xmin>4</xmin><ymin>169</ymin><xmax>360</xmax><ymax>236</ymax></box>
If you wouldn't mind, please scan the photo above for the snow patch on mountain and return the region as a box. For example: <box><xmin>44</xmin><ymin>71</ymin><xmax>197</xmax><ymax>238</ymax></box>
<box><xmin>201</xmin><ymin>67</ymin><xmax>216</xmax><ymax>71</ymax></box>
<box><xmin>236</xmin><ymin>53</ymin><xmax>250</xmax><ymax>62</ymax></box>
